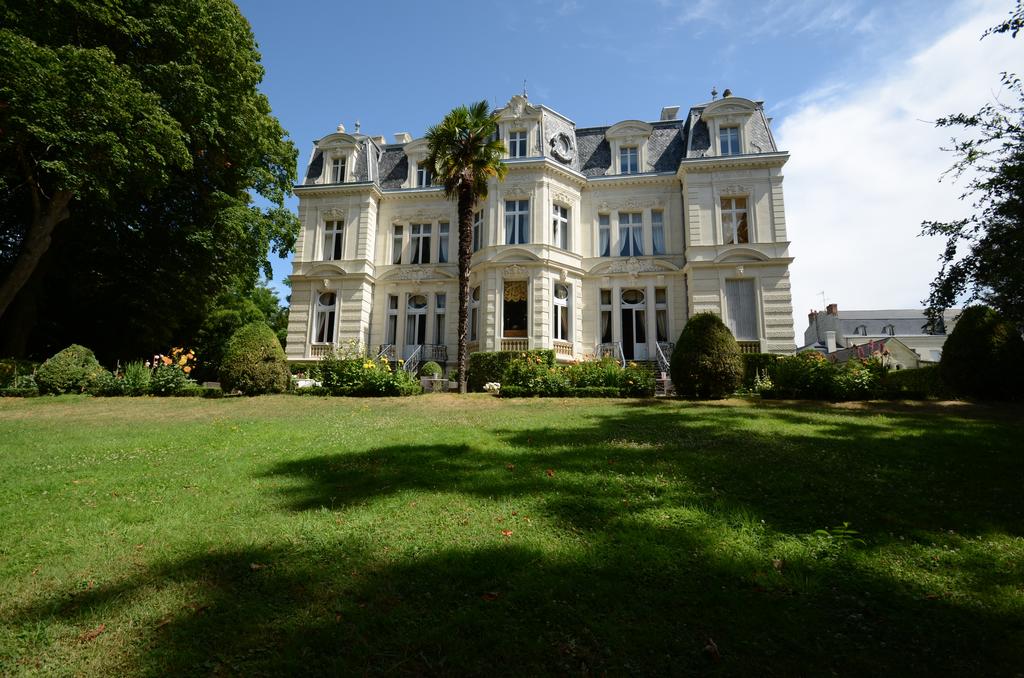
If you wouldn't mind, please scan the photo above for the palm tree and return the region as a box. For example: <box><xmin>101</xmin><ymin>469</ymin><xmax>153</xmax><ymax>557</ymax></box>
<box><xmin>425</xmin><ymin>101</ymin><xmax>507</xmax><ymax>393</ymax></box>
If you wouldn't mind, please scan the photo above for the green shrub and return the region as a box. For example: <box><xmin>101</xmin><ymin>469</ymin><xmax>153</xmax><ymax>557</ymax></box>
<box><xmin>292</xmin><ymin>385</ymin><xmax>332</xmax><ymax>396</ymax></box>
<box><xmin>122</xmin><ymin>361</ymin><xmax>151</xmax><ymax>396</ymax></box>
<box><xmin>467</xmin><ymin>350</ymin><xmax>555</xmax><ymax>391</ymax></box>
<box><xmin>882</xmin><ymin>365</ymin><xmax>951</xmax><ymax>399</ymax></box>
<box><xmin>0</xmin><ymin>386</ymin><xmax>39</xmax><ymax>397</ymax></box>
<box><xmin>149</xmin><ymin>364</ymin><xmax>196</xmax><ymax>396</ymax></box>
<box><xmin>831</xmin><ymin>358</ymin><xmax>885</xmax><ymax>400</ymax></box>
<box><xmin>940</xmin><ymin>305</ymin><xmax>1024</xmax><ymax>400</ymax></box>
<box><xmin>219</xmin><ymin>322</ymin><xmax>291</xmax><ymax>395</ymax></box>
<box><xmin>0</xmin><ymin>359</ymin><xmax>38</xmax><ymax>388</ymax></box>
<box><xmin>571</xmin><ymin>386</ymin><xmax>621</xmax><ymax>398</ymax></box>
<box><xmin>742</xmin><ymin>353</ymin><xmax>782</xmax><ymax>388</ymax></box>
<box><xmin>89</xmin><ymin>370</ymin><xmax>126</xmax><ymax>396</ymax></box>
<box><xmin>764</xmin><ymin>351</ymin><xmax>835</xmax><ymax>399</ymax></box>
<box><xmin>670</xmin><ymin>313</ymin><xmax>744</xmax><ymax>399</ymax></box>
<box><xmin>420</xmin><ymin>361</ymin><xmax>443</xmax><ymax>378</ymax></box>
<box><xmin>621</xmin><ymin>362</ymin><xmax>656</xmax><ymax>397</ymax></box>
<box><xmin>289</xmin><ymin>361</ymin><xmax>321</xmax><ymax>377</ymax></box>
<box><xmin>35</xmin><ymin>345</ymin><xmax>104</xmax><ymax>395</ymax></box>
<box><xmin>564</xmin><ymin>357</ymin><xmax>622</xmax><ymax>388</ymax></box>
<box><xmin>319</xmin><ymin>353</ymin><xmax>422</xmax><ymax>397</ymax></box>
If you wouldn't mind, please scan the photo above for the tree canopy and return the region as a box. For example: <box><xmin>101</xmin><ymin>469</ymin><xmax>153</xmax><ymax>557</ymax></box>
<box><xmin>0</xmin><ymin>0</ymin><xmax>299</xmax><ymax>362</ymax></box>
<box><xmin>424</xmin><ymin>101</ymin><xmax>506</xmax><ymax>392</ymax></box>
<box><xmin>922</xmin><ymin>1</ymin><xmax>1024</xmax><ymax>328</ymax></box>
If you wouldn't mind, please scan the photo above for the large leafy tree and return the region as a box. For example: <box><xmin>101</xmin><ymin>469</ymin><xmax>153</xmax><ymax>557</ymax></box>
<box><xmin>922</xmin><ymin>1</ymin><xmax>1024</xmax><ymax>328</ymax></box>
<box><xmin>0</xmin><ymin>0</ymin><xmax>298</xmax><ymax>360</ymax></box>
<box><xmin>425</xmin><ymin>101</ymin><xmax>506</xmax><ymax>392</ymax></box>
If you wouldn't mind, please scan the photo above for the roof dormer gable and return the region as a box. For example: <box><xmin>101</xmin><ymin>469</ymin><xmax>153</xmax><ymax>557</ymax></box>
<box><xmin>312</xmin><ymin>125</ymin><xmax>362</xmax><ymax>184</ymax></box>
<box><xmin>605</xmin><ymin>120</ymin><xmax>654</xmax><ymax>175</ymax></box>
<box><xmin>700</xmin><ymin>96</ymin><xmax>760</xmax><ymax>156</ymax></box>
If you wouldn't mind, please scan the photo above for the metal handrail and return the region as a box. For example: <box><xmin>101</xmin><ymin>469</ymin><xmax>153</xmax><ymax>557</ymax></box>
<box><xmin>596</xmin><ymin>342</ymin><xmax>626</xmax><ymax>368</ymax></box>
<box><xmin>655</xmin><ymin>341</ymin><xmax>671</xmax><ymax>376</ymax></box>
<box><xmin>376</xmin><ymin>344</ymin><xmax>396</xmax><ymax>361</ymax></box>
<box><xmin>404</xmin><ymin>344</ymin><xmax>422</xmax><ymax>374</ymax></box>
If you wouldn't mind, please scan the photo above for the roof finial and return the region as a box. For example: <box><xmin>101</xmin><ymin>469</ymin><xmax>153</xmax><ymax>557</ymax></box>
<box><xmin>354</xmin><ymin>120</ymin><xmax>361</xmax><ymax>133</ymax></box>
<box><xmin>711</xmin><ymin>86</ymin><xmax>718</xmax><ymax>101</ymax></box>
<box><xmin>336</xmin><ymin>121</ymin><xmax>346</xmax><ymax>133</ymax></box>
<box><xmin>522</xmin><ymin>79</ymin><xmax>528</xmax><ymax>99</ymax></box>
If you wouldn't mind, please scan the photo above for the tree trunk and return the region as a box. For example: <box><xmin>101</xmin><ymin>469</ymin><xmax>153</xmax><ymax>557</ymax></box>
<box><xmin>456</xmin><ymin>185</ymin><xmax>474</xmax><ymax>393</ymax></box>
<box><xmin>0</xmin><ymin>189</ymin><xmax>73</xmax><ymax>321</ymax></box>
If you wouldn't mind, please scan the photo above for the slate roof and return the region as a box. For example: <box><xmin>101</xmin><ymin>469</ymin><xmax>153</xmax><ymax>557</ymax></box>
<box><xmin>837</xmin><ymin>309</ymin><xmax>948</xmax><ymax>336</ymax></box>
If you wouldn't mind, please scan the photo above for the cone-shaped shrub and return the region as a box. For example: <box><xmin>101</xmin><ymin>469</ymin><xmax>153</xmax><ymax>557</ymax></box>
<box><xmin>940</xmin><ymin>305</ymin><xmax>1024</xmax><ymax>400</ymax></box>
<box><xmin>219</xmin><ymin>322</ymin><xmax>290</xmax><ymax>395</ymax></box>
<box><xmin>670</xmin><ymin>313</ymin><xmax>743</xmax><ymax>399</ymax></box>
<box><xmin>35</xmin><ymin>344</ymin><xmax>104</xmax><ymax>394</ymax></box>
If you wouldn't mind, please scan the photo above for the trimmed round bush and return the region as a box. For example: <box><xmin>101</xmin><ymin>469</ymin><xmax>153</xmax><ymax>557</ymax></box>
<box><xmin>219</xmin><ymin>322</ymin><xmax>290</xmax><ymax>395</ymax></box>
<box><xmin>420</xmin><ymin>361</ymin><xmax>443</xmax><ymax>378</ymax></box>
<box><xmin>35</xmin><ymin>344</ymin><xmax>104</xmax><ymax>395</ymax></box>
<box><xmin>670</xmin><ymin>313</ymin><xmax>743</xmax><ymax>399</ymax></box>
<box><xmin>940</xmin><ymin>305</ymin><xmax>1024</xmax><ymax>400</ymax></box>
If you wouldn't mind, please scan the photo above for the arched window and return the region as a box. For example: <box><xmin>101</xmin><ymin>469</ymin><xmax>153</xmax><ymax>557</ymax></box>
<box><xmin>553</xmin><ymin>283</ymin><xmax>570</xmax><ymax>341</ymax></box>
<box><xmin>313</xmin><ymin>292</ymin><xmax>337</xmax><ymax>343</ymax></box>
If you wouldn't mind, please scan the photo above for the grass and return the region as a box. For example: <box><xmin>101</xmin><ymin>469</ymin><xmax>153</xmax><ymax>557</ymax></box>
<box><xmin>0</xmin><ymin>394</ymin><xmax>1022</xmax><ymax>675</ymax></box>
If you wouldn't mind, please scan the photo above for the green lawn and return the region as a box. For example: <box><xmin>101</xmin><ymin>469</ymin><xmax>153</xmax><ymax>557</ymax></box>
<box><xmin>1</xmin><ymin>395</ymin><xmax>1021</xmax><ymax>675</ymax></box>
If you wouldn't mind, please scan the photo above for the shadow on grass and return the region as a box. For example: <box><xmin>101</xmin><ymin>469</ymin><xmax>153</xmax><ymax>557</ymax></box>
<box><xmin>9</xmin><ymin>402</ymin><xmax>1024</xmax><ymax>675</ymax></box>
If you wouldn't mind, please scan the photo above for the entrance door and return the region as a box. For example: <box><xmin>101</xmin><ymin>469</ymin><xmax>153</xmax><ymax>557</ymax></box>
<box><xmin>620</xmin><ymin>289</ymin><xmax>648</xmax><ymax>360</ymax></box>
<box><xmin>404</xmin><ymin>294</ymin><xmax>428</xmax><ymax>359</ymax></box>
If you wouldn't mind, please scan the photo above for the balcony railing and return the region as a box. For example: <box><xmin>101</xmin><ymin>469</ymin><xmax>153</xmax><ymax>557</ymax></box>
<box><xmin>738</xmin><ymin>341</ymin><xmax>761</xmax><ymax>355</ymax></box>
<box><xmin>501</xmin><ymin>338</ymin><xmax>529</xmax><ymax>352</ymax></box>
<box><xmin>309</xmin><ymin>344</ymin><xmax>334</xmax><ymax>359</ymax></box>
<box><xmin>553</xmin><ymin>340</ymin><xmax>574</xmax><ymax>359</ymax></box>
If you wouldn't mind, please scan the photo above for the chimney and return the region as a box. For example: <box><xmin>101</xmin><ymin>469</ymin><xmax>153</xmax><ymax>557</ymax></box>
<box><xmin>826</xmin><ymin>331</ymin><xmax>837</xmax><ymax>354</ymax></box>
<box><xmin>808</xmin><ymin>310</ymin><xmax>817</xmax><ymax>325</ymax></box>
<box><xmin>393</xmin><ymin>132</ymin><xmax>412</xmax><ymax>144</ymax></box>
<box><xmin>826</xmin><ymin>303</ymin><xmax>838</xmax><ymax>316</ymax></box>
<box><xmin>660</xmin><ymin>105</ymin><xmax>680</xmax><ymax>121</ymax></box>
<box><xmin>370</xmin><ymin>135</ymin><xmax>385</xmax><ymax>146</ymax></box>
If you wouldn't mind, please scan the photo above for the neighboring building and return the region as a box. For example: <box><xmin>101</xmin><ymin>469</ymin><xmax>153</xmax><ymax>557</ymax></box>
<box><xmin>285</xmin><ymin>92</ymin><xmax>796</xmax><ymax>369</ymax></box>
<box><xmin>827</xmin><ymin>337</ymin><xmax>925</xmax><ymax>371</ymax></box>
<box><xmin>801</xmin><ymin>304</ymin><xmax>959</xmax><ymax>364</ymax></box>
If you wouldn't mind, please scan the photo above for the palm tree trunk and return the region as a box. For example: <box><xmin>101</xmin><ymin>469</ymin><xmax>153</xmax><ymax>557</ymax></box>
<box><xmin>456</xmin><ymin>185</ymin><xmax>474</xmax><ymax>393</ymax></box>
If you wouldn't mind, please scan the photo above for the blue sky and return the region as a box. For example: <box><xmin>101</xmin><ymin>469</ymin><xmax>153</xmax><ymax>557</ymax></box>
<box><xmin>237</xmin><ymin>0</ymin><xmax>1021</xmax><ymax>336</ymax></box>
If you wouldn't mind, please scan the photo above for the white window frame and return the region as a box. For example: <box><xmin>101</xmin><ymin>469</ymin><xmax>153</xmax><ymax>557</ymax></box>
<box><xmin>505</xmin><ymin>199</ymin><xmax>529</xmax><ymax>245</ymax></box>
<box><xmin>330</xmin><ymin>157</ymin><xmax>346</xmax><ymax>183</ymax></box>
<box><xmin>405</xmin><ymin>294</ymin><xmax>429</xmax><ymax>346</ymax></box>
<box><xmin>410</xmin><ymin>223</ymin><xmax>431</xmax><ymax>265</ymax></box>
<box><xmin>598</xmin><ymin>214</ymin><xmax>611</xmax><ymax>257</ymax></box>
<box><xmin>416</xmin><ymin>162</ymin><xmax>432</xmax><ymax>187</ymax></box>
<box><xmin>472</xmin><ymin>210</ymin><xmax>483</xmax><ymax>252</ymax></box>
<box><xmin>469</xmin><ymin>286</ymin><xmax>480</xmax><ymax>342</ymax></box>
<box><xmin>385</xmin><ymin>294</ymin><xmax>399</xmax><ymax>344</ymax></box>
<box><xmin>618</xmin><ymin>212</ymin><xmax>643</xmax><ymax>257</ymax></box>
<box><xmin>323</xmin><ymin>220</ymin><xmax>344</xmax><ymax>261</ymax></box>
<box><xmin>599</xmin><ymin>288</ymin><xmax>613</xmax><ymax>343</ymax></box>
<box><xmin>655</xmin><ymin>287</ymin><xmax>668</xmax><ymax>342</ymax></box>
<box><xmin>552</xmin><ymin>204</ymin><xmax>568</xmax><ymax>249</ymax></box>
<box><xmin>434</xmin><ymin>293</ymin><xmax>446</xmax><ymax>345</ymax></box>
<box><xmin>438</xmin><ymin>221</ymin><xmax>450</xmax><ymax>263</ymax></box>
<box><xmin>553</xmin><ymin>282</ymin><xmax>571</xmax><ymax>342</ymax></box>
<box><xmin>392</xmin><ymin>225</ymin><xmax>404</xmax><ymax>264</ymax></box>
<box><xmin>720</xmin><ymin>196</ymin><xmax>750</xmax><ymax>245</ymax></box>
<box><xmin>509</xmin><ymin>130</ymin><xmax>528</xmax><ymax>158</ymax></box>
<box><xmin>620</xmin><ymin>146</ymin><xmax>639</xmax><ymax>174</ymax></box>
<box><xmin>651</xmin><ymin>210</ymin><xmax>665</xmax><ymax>255</ymax></box>
<box><xmin>313</xmin><ymin>291</ymin><xmax>337</xmax><ymax>344</ymax></box>
<box><xmin>719</xmin><ymin>126</ymin><xmax>741</xmax><ymax>156</ymax></box>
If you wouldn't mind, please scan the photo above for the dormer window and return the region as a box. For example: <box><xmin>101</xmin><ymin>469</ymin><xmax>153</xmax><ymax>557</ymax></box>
<box><xmin>416</xmin><ymin>162</ymin><xmax>432</xmax><ymax>187</ymax></box>
<box><xmin>620</xmin><ymin>146</ymin><xmax>639</xmax><ymax>174</ymax></box>
<box><xmin>330</xmin><ymin>157</ymin><xmax>346</xmax><ymax>183</ymax></box>
<box><xmin>719</xmin><ymin>127</ymin><xmax>741</xmax><ymax>156</ymax></box>
<box><xmin>509</xmin><ymin>130</ymin><xmax>528</xmax><ymax>158</ymax></box>
<box><xmin>855</xmin><ymin>325</ymin><xmax>867</xmax><ymax>336</ymax></box>
<box><xmin>883</xmin><ymin>324</ymin><xmax>896</xmax><ymax>336</ymax></box>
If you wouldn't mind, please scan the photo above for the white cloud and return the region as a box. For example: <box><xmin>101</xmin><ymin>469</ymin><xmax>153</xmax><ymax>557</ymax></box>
<box><xmin>776</xmin><ymin>0</ymin><xmax>1022</xmax><ymax>342</ymax></box>
<box><xmin>662</xmin><ymin>0</ymin><xmax>868</xmax><ymax>37</ymax></box>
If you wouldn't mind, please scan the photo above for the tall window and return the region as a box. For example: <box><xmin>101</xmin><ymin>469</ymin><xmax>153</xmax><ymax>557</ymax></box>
<box><xmin>651</xmin><ymin>210</ymin><xmax>665</xmax><ymax>255</ymax></box>
<box><xmin>385</xmin><ymin>294</ymin><xmax>398</xmax><ymax>344</ymax></box>
<box><xmin>472</xmin><ymin>210</ymin><xmax>483</xmax><ymax>252</ymax></box>
<box><xmin>598</xmin><ymin>214</ymin><xmax>611</xmax><ymax>257</ymax></box>
<box><xmin>392</xmin><ymin>225</ymin><xmax>403</xmax><ymax>264</ymax></box>
<box><xmin>505</xmin><ymin>199</ymin><xmax>529</xmax><ymax>245</ymax></box>
<box><xmin>313</xmin><ymin>292</ymin><xmax>337</xmax><ymax>343</ymax></box>
<box><xmin>720</xmin><ymin>197</ymin><xmax>749</xmax><ymax>244</ymax></box>
<box><xmin>323</xmin><ymin>220</ymin><xmax>343</xmax><ymax>261</ymax></box>
<box><xmin>416</xmin><ymin>162</ymin><xmax>432</xmax><ymax>187</ymax></box>
<box><xmin>434</xmin><ymin>293</ymin><xmax>446</xmax><ymax>344</ymax></box>
<box><xmin>552</xmin><ymin>204</ymin><xmax>568</xmax><ymax>249</ymax></box>
<box><xmin>406</xmin><ymin>294</ymin><xmax>428</xmax><ymax>346</ymax></box>
<box><xmin>655</xmin><ymin>288</ymin><xmax>668</xmax><ymax>342</ymax></box>
<box><xmin>469</xmin><ymin>286</ymin><xmax>480</xmax><ymax>342</ymax></box>
<box><xmin>620</xmin><ymin>146</ymin><xmax>638</xmax><ymax>174</ymax></box>
<box><xmin>618</xmin><ymin>212</ymin><xmax>643</xmax><ymax>256</ymax></box>
<box><xmin>410</xmin><ymin>223</ymin><xmax>431</xmax><ymax>264</ymax></box>
<box><xmin>438</xmin><ymin>222</ymin><xmax>449</xmax><ymax>263</ymax></box>
<box><xmin>330</xmin><ymin>158</ymin><xmax>346</xmax><ymax>183</ymax></box>
<box><xmin>719</xmin><ymin>126</ymin><xmax>740</xmax><ymax>155</ymax></box>
<box><xmin>599</xmin><ymin>289</ymin><xmax>612</xmax><ymax>343</ymax></box>
<box><xmin>725</xmin><ymin>279</ymin><xmax>757</xmax><ymax>340</ymax></box>
<box><xmin>553</xmin><ymin>283</ymin><xmax>570</xmax><ymax>342</ymax></box>
<box><xmin>509</xmin><ymin>130</ymin><xmax>527</xmax><ymax>158</ymax></box>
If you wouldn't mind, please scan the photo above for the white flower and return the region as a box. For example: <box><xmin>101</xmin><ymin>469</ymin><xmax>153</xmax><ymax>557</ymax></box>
<box><xmin>483</xmin><ymin>382</ymin><xmax>501</xmax><ymax>393</ymax></box>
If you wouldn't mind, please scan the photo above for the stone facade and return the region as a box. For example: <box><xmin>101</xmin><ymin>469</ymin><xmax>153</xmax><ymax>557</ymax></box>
<box><xmin>285</xmin><ymin>93</ymin><xmax>796</xmax><ymax>365</ymax></box>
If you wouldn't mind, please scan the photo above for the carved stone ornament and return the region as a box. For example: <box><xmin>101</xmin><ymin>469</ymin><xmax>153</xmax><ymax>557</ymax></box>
<box><xmin>503</xmin><ymin>264</ymin><xmax>529</xmax><ymax>279</ymax></box>
<box><xmin>322</xmin><ymin>208</ymin><xmax>345</xmax><ymax>220</ymax></box>
<box><xmin>608</xmin><ymin>257</ymin><xmax>659</xmax><ymax>278</ymax></box>
<box><xmin>321</xmin><ymin>278</ymin><xmax>331</xmax><ymax>290</ymax></box>
<box><xmin>716</xmin><ymin>184</ymin><xmax>750</xmax><ymax>196</ymax></box>
<box><xmin>552</xmin><ymin>190</ymin><xmax>575</xmax><ymax>206</ymax></box>
<box><xmin>549</xmin><ymin>131</ymin><xmax>576</xmax><ymax>163</ymax></box>
<box><xmin>505</xmin><ymin>183</ymin><xmax>532</xmax><ymax>198</ymax></box>
<box><xmin>396</xmin><ymin>267</ymin><xmax>437</xmax><ymax>283</ymax></box>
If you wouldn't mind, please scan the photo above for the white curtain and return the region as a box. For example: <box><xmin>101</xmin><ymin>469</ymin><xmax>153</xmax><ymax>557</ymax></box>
<box><xmin>652</xmin><ymin>225</ymin><xmax>665</xmax><ymax>255</ymax></box>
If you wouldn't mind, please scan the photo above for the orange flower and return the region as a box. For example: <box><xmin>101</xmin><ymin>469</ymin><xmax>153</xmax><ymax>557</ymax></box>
<box><xmin>183</xmin><ymin>366</ymin><xmax>192</xmax><ymax>374</ymax></box>
<box><xmin>178</xmin><ymin>355</ymin><xmax>188</xmax><ymax>366</ymax></box>
<box><xmin>161</xmin><ymin>355</ymin><xmax>172</xmax><ymax>366</ymax></box>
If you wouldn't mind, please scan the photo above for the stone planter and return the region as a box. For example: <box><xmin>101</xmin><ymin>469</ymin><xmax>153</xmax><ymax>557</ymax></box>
<box><xmin>420</xmin><ymin>377</ymin><xmax>446</xmax><ymax>392</ymax></box>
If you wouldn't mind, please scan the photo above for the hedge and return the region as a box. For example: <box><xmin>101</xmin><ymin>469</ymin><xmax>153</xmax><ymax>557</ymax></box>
<box><xmin>0</xmin><ymin>359</ymin><xmax>39</xmax><ymax>388</ymax></box>
<box><xmin>939</xmin><ymin>305</ymin><xmax>1024</xmax><ymax>400</ymax></box>
<box><xmin>881</xmin><ymin>365</ymin><xmax>951</xmax><ymax>400</ymax></box>
<box><xmin>219</xmin><ymin>322</ymin><xmax>291</xmax><ymax>395</ymax></box>
<box><xmin>467</xmin><ymin>350</ymin><xmax>555</xmax><ymax>392</ymax></box>
<box><xmin>741</xmin><ymin>353</ymin><xmax>781</xmax><ymax>388</ymax></box>
<box><xmin>499</xmin><ymin>385</ymin><xmax>623</xmax><ymax>398</ymax></box>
